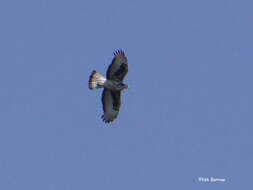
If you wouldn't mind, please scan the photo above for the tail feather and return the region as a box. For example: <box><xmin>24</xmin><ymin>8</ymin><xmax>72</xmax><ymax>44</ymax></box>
<box><xmin>89</xmin><ymin>70</ymin><xmax>106</xmax><ymax>89</ymax></box>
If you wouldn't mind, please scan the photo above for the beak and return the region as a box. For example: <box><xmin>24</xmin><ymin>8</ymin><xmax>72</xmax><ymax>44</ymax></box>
<box><xmin>123</xmin><ymin>85</ymin><xmax>128</xmax><ymax>89</ymax></box>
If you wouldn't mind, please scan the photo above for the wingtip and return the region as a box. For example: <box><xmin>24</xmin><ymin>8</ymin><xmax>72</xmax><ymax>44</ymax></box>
<box><xmin>101</xmin><ymin>115</ymin><xmax>113</xmax><ymax>123</ymax></box>
<box><xmin>113</xmin><ymin>49</ymin><xmax>125</xmax><ymax>56</ymax></box>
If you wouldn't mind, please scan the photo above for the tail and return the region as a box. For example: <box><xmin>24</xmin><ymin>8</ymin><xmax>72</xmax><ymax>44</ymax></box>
<box><xmin>88</xmin><ymin>70</ymin><xmax>106</xmax><ymax>89</ymax></box>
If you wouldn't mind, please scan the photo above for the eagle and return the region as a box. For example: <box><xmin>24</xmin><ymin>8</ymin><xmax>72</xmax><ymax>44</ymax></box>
<box><xmin>89</xmin><ymin>50</ymin><xmax>128</xmax><ymax>123</ymax></box>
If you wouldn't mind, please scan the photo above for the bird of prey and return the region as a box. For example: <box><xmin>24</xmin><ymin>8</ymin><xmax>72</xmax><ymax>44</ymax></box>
<box><xmin>89</xmin><ymin>50</ymin><xmax>128</xmax><ymax>123</ymax></box>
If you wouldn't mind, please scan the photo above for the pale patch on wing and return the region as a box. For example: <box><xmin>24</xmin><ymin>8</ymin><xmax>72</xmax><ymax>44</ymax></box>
<box><xmin>101</xmin><ymin>89</ymin><xmax>119</xmax><ymax>123</ymax></box>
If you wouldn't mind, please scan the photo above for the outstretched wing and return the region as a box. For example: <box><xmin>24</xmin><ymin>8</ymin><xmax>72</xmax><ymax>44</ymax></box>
<box><xmin>101</xmin><ymin>89</ymin><xmax>122</xmax><ymax>123</ymax></box>
<box><xmin>106</xmin><ymin>50</ymin><xmax>128</xmax><ymax>82</ymax></box>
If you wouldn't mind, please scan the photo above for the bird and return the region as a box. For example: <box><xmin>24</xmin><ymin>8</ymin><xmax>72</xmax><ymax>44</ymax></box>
<box><xmin>88</xmin><ymin>50</ymin><xmax>128</xmax><ymax>123</ymax></box>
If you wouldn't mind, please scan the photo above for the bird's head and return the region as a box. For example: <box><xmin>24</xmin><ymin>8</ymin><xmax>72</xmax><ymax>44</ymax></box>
<box><xmin>116</xmin><ymin>82</ymin><xmax>128</xmax><ymax>91</ymax></box>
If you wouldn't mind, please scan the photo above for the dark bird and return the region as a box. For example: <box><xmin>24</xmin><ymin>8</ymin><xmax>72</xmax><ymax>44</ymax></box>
<box><xmin>89</xmin><ymin>50</ymin><xmax>128</xmax><ymax>123</ymax></box>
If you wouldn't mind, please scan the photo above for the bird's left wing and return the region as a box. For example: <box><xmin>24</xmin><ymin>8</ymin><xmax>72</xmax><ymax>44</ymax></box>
<box><xmin>101</xmin><ymin>89</ymin><xmax>122</xmax><ymax>123</ymax></box>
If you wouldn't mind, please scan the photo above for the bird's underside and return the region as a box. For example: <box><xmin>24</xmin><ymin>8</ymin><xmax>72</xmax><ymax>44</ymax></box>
<box><xmin>88</xmin><ymin>50</ymin><xmax>128</xmax><ymax>123</ymax></box>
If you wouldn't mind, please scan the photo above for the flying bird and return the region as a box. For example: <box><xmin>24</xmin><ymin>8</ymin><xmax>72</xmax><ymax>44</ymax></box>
<box><xmin>89</xmin><ymin>50</ymin><xmax>128</xmax><ymax>123</ymax></box>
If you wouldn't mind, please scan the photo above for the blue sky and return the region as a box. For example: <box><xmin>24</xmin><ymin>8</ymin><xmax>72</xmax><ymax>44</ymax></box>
<box><xmin>0</xmin><ymin>0</ymin><xmax>252</xmax><ymax>189</ymax></box>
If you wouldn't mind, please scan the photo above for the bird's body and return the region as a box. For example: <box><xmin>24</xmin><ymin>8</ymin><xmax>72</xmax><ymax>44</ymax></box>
<box><xmin>89</xmin><ymin>50</ymin><xmax>128</xmax><ymax>123</ymax></box>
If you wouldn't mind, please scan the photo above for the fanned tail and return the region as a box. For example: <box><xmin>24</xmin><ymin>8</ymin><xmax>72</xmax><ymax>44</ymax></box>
<box><xmin>88</xmin><ymin>71</ymin><xmax>106</xmax><ymax>89</ymax></box>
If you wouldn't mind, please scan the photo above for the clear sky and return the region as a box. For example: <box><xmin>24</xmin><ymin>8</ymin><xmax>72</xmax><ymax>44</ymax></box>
<box><xmin>0</xmin><ymin>0</ymin><xmax>252</xmax><ymax>189</ymax></box>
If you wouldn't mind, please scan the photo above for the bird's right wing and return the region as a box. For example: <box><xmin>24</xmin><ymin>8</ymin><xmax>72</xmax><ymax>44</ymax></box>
<box><xmin>106</xmin><ymin>50</ymin><xmax>128</xmax><ymax>82</ymax></box>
